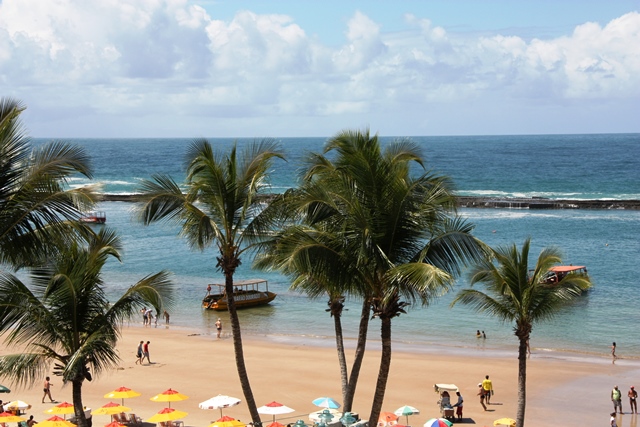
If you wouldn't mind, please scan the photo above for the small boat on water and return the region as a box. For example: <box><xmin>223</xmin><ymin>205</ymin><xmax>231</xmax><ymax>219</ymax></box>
<box><xmin>541</xmin><ymin>265</ymin><xmax>589</xmax><ymax>285</ymax></box>
<box><xmin>202</xmin><ymin>279</ymin><xmax>276</xmax><ymax>311</ymax></box>
<box><xmin>80</xmin><ymin>211</ymin><xmax>106</xmax><ymax>224</ymax></box>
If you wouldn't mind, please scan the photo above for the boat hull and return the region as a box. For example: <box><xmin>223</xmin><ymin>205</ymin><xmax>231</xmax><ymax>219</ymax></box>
<box><xmin>202</xmin><ymin>291</ymin><xmax>277</xmax><ymax>311</ymax></box>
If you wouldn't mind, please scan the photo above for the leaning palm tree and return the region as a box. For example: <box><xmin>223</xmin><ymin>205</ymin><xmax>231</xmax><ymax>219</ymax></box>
<box><xmin>258</xmin><ymin>129</ymin><xmax>485</xmax><ymax>421</ymax></box>
<box><xmin>137</xmin><ymin>139</ymin><xmax>284</xmax><ymax>424</ymax></box>
<box><xmin>0</xmin><ymin>228</ymin><xmax>174</xmax><ymax>427</ymax></box>
<box><xmin>451</xmin><ymin>238</ymin><xmax>592</xmax><ymax>427</ymax></box>
<box><xmin>0</xmin><ymin>97</ymin><xmax>97</xmax><ymax>268</ymax></box>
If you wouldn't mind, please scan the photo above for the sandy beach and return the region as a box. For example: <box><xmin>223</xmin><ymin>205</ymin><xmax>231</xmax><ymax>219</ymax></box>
<box><xmin>2</xmin><ymin>324</ymin><xmax>639</xmax><ymax>427</ymax></box>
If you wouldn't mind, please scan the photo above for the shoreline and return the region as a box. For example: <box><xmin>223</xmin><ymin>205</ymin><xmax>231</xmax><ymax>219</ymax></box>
<box><xmin>99</xmin><ymin>193</ymin><xmax>640</xmax><ymax>210</ymax></box>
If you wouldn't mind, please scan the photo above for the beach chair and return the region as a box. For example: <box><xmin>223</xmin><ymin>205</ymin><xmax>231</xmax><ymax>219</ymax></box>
<box><xmin>128</xmin><ymin>414</ymin><xmax>142</xmax><ymax>425</ymax></box>
<box><xmin>170</xmin><ymin>421</ymin><xmax>184</xmax><ymax>427</ymax></box>
<box><xmin>113</xmin><ymin>413</ymin><xmax>128</xmax><ymax>425</ymax></box>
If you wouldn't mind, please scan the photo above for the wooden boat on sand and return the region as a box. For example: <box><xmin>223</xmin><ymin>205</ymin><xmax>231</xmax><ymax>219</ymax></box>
<box><xmin>202</xmin><ymin>279</ymin><xmax>276</xmax><ymax>311</ymax></box>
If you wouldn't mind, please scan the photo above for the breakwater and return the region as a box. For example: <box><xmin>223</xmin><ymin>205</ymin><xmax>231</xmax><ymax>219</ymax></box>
<box><xmin>99</xmin><ymin>194</ymin><xmax>640</xmax><ymax>210</ymax></box>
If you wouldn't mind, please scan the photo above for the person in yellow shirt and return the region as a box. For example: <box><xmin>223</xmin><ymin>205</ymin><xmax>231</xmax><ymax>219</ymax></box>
<box><xmin>482</xmin><ymin>375</ymin><xmax>493</xmax><ymax>404</ymax></box>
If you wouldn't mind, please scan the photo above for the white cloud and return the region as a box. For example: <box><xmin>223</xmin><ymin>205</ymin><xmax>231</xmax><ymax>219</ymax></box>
<box><xmin>0</xmin><ymin>0</ymin><xmax>637</xmax><ymax>136</ymax></box>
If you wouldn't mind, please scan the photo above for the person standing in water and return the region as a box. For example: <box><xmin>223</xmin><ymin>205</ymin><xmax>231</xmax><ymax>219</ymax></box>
<box><xmin>215</xmin><ymin>318</ymin><xmax>222</xmax><ymax>338</ymax></box>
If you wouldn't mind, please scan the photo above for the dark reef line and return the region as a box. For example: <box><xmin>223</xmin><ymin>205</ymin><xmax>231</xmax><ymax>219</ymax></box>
<box><xmin>99</xmin><ymin>194</ymin><xmax>640</xmax><ymax>210</ymax></box>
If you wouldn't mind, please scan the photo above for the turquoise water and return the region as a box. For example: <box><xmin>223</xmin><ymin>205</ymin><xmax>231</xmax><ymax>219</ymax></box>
<box><xmin>30</xmin><ymin>133</ymin><xmax>640</xmax><ymax>358</ymax></box>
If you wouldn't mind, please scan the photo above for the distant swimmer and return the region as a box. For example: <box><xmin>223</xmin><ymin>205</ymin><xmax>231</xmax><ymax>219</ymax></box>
<box><xmin>476</xmin><ymin>330</ymin><xmax>482</xmax><ymax>338</ymax></box>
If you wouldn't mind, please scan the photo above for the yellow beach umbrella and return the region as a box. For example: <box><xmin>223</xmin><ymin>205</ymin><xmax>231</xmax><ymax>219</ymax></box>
<box><xmin>38</xmin><ymin>415</ymin><xmax>76</xmax><ymax>427</ymax></box>
<box><xmin>93</xmin><ymin>402</ymin><xmax>132</xmax><ymax>416</ymax></box>
<box><xmin>147</xmin><ymin>408</ymin><xmax>188</xmax><ymax>423</ymax></box>
<box><xmin>0</xmin><ymin>411</ymin><xmax>27</xmax><ymax>423</ymax></box>
<box><xmin>104</xmin><ymin>387</ymin><xmax>142</xmax><ymax>406</ymax></box>
<box><xmin>45</xmin><ymin>402</ymin><xmax>75</xmax><ymax>419</ymax></box>
<box><xmin>494</xmin><ymin>418</ymin><xmax>516</xmax><ymax>427</ymax></box>
<box><xmin>208</xmin><ymin>415</ymin><xmax>246</xmax><ymax>427</ymax></box>
<box><xmin>150</xmin><ymin>389</ymin><xmax>189</xmax><ymax>408</ymax></box>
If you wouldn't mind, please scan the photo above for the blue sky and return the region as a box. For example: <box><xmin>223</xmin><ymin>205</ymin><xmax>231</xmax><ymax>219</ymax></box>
<box><xmin>0</xmin><ymin>0</ymin><xmax>638</xmax><ymax>137</ymax></box>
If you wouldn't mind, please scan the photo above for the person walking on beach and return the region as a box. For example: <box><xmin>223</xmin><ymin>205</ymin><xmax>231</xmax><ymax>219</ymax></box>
<box><xmin>141</xmin><ymin>307</ymin><xmax>147</xmax><ymax>325</ymax></box>
<box><xmin>215</xmin><ymin>318</ymin><xmax>222</xmax><ymax>338</ymax></box>
<box><xmin>452</xmin><ymin>391</ymin><xmax>464</xmax><ymax>420</ymax></box>
<box><xmin>482</xmin><ymin>375</ymin><xmax>493</xmax><ymax>404</ymax></box>
<box><xmin>135</xmin><ymin>340</ymin><xmax>143</xmax><ymax>365</ymax></box>
<box><xmin>610</xmin><ymin>412</ymin><xmax>618</xmax><ymax>427</ymax></box>
<box><xmin>42</xmin><ymin>376</ymin><xmax>54</xmax><ymax>403</ymax></box>
<box><xmin>629</xmin><ymin>386</ymin><xmax>637</xmax><ymax>414</ymax></box>
<box><xmin>477</xmin><ymin>384</ymin><xmax>487</xmax><ymax>411</ymax></box>
<box><xmin>163</xmin><ymin>310</ymin><xmax>170</xmax><ymax>324</ymax></box>
<box><xmin>142</xmin><ymin>341</ymin><xmax>151</xmax><ymax>364</ymax></box>
<box><xmin>612</xmin><ymin>385</ymin><xmax>623</xmax><ymax>414</ymax></box>
<box><xmin>611</xmin><ymin>342</ymin><xmax>617</xmax><ymax>359</ymax></box>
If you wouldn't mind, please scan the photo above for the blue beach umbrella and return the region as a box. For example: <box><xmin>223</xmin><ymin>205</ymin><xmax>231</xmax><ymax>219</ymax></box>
<box><xmin>312</xmin><ymin>397</ymin><xmax>341</xmax><ymax>410</ymax></box>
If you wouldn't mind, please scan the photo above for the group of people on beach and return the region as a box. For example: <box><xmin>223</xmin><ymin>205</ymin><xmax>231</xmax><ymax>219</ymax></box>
<box><xmin>140</xmin><ymin>307</ymin><xmax>170</xmax><ymax>326</ymax></box>
<box><xmin>135</xmin><ymin>340</ymin><xmax>152</xmax><ymax>365</ymax></box>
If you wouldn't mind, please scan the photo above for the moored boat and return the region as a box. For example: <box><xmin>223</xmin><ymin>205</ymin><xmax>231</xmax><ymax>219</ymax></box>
<box><xmin>202</xmin><ymin>279</ymin><xmax>276</xmax><ymax>311</ymax></box>
<box><xmin>541</xmin><ymin>265</ymin><xmax>589</xmax><ymax>285</ymax></box>
<box><xmin>80</xmin><ymin>211</ymin><xmax>106</xmax><ymax>224</ymax></box>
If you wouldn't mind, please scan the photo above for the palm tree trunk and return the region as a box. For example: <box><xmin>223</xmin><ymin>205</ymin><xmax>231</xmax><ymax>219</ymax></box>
<box><xmin>344</xmin><ymin>299</ymin><xmax>370</xmax><ymax>412</ymax></box>
<box><xmin>369</xmin><ymin>315</ymin><xmax>392</xmax><ymax>425</ymax></box>
<box><xmin>225</xmin><ymin>271</ymin><xmax>260</xmax><ymax>424</ymax></box>
<box><xmin>333</xmin><ymin>305</ymin><xmax>349</xmax><ymax>405</ymax></box>
<box><xmin>71</xmin><ymin>379</ymin><xmax>88</xmax><ymax>427</ymax></box>
<box><xmin>516</xmin><ymin>335</ymin><xmax>528</xmax><ymax>427</ymax></box>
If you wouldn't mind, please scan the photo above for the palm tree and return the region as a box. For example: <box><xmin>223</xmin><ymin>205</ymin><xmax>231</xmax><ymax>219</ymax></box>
<box><xmin>257</xmin><ymin>129</ymin><xmax>485</xmax><ymax>421</ymax></box>
<box><xmin>0</xmin><ymin>228</ymin><xmax>174</xmax><ymax>427</ymax></box>
<box><xmin>137</xmin><ymin>138</ymin><xmax>284</xmax><ymax>424</ymax></box>
<box><xmin>0</xmin><ymin>97</ymin><xmax>97</xmax><ymax>268</ymax></box>
<box><xmin>451</xmin><ymin>238</ymin><xmax>592</xmax><ymax>427</ymax></box>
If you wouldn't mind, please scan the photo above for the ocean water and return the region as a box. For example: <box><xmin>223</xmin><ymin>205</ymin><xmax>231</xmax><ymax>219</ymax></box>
<box><xmin>32</xmin><ymin>134</ymin><xmax>640</xmax><ymax>358</ymax></box>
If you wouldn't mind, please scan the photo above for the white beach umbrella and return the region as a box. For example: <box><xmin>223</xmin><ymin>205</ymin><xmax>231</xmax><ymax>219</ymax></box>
<box><xmin>199</xmin><ymin>395</ymin><xmax>242</xmax><ymax>417</ymax></box>
<box><xmin>394</xmin><ymin>406</ymin><xmax>419</xmax><ymax>425</ymax></box>
<box><xmin>6</xmin><ymin>401</ymin><xmax>32</xmax><ymax>411</ymax></box>
<box><xmin>257</xmin><ymin>402</ymin><xmax>295</xmax><ymax>423</ymax></box>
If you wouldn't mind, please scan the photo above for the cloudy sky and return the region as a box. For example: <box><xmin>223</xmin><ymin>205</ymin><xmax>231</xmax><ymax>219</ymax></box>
<box><xmin>1</xmin><ymin>0</ymin><xmax>639</xmax><ymax>138</ymax></box>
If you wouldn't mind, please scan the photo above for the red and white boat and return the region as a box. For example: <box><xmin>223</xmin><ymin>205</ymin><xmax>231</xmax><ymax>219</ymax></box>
<box><xmin>79</xmin><ymin>211</ymin><xmax>106</xmax><ymax>224</ymax></box>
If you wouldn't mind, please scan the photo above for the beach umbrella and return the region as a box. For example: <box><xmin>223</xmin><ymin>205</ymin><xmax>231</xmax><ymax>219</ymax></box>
<box><xmin>38</xmin><ymin>416</ymin><xmax>76</xmax><ymax>427</ymax></box>
<box><xmin>93</xmin><ymin>402</ymin><xmax>131</xmax><ymax>417</ymax></box>
<box><xmin>199</xmin><ymin>395</ymin><xmax>242</xmax><ymax>417</ymax></box>
<box><xmin>266</xmin><ymin>422</ymin><xmax>286</xmax><ymax>427</ymax></box>
<box><xmin>150</xmin><ymin>389</ymin><xmax>189</xmax><ymax>408</ymax></box>
<box><xmin>312</xmin><ymin>397</ymin><xmax>341</xmax><ymax>410</ymax></box>
<box><xmin>0</xmin><ymin>385</ymin><xmax>10</xmax><ymax>393</ymax></box>
<box><xmin>208</xmin><ymin>416</ymin><xmax>246</xmax><ymax>427</ymax></box>
<box><xmin>45</xmin><ymin>402</ymin><xmax>75</xmax><ymax>419</ymax></box>
<box><xmin>423</xmin><ymin>419</ymin><xmax>452</xmax><ymax>427</ymax></box>
<box><xmin>493</xmin><ymin>418</ymin><xmax>516</xmax><ymax>427</ymax></box>
<box><xmin>378</xmin><ymin>412</ymin><xmax>398</xmax><ymax>426</ymax></box>
<box><xmin>0</xmin><ymin>411</ymin><xmax>26</xmax><ymax>423</ymax></box>
<box><xmin>104</xmin><ymin>387</ymin><xmax>142</xmax><ymax>406</ymax></box>
<box><xmin>393</xmin><ymin>406</ymin><xmax>419</xmax><ymax>425</ymax></box>
<box><xmin>104</xmin><ymin>422</ymin><xmax>126</xmax><ymax>427</ymax></box>
<box><xmin>257</xmin><ymin>401</ymin><xmax>295</xmax><ymax>423</ymax></box>
<box><xmin>146</xmin><ymin>408</ymin><xmax>188</xmax><ymax>423</ymax></box>
<box><xmin>6</xmin><ymin>400</ymin><xmax>32</xmax><ymax>412</ymax></box>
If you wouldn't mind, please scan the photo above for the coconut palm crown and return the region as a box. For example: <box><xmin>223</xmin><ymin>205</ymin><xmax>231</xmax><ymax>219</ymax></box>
<box><xmin>0</xmin><ymin>97</ymin><xmax>97</xmax><ymax>268</ymax></box>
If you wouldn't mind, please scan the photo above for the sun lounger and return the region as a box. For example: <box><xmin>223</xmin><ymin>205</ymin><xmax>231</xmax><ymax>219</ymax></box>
<box><xmin>128</xmin><ymin>414</ymin><xmax>142</xmax><ymax>425</ymax></box>
<box><xmin>113</xmin><ymin>413</ymin><xmax>129</xmax><ymax>424</ymax></box>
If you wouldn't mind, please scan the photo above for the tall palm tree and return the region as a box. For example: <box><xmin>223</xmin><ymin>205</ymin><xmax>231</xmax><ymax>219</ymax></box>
<box><xmin>137</xmin><ymin>138</ymin><xmax>284</xmax><ymax>424</ymax></box>
<box><xmin>0</xmin><ymin>97</ymin><xmax>97</xmax><ymax>268</ymax></box>
<box><xmin>258</xmin><ymin>129</ymin><xmax>485</xmax><ymax>421</ymax></box>
<box><xmin>451</xmin><ymin>238</ymin><xmax>592</xmax><ymax>427</ymax></box>
<box><xmin>0</xmin><ymin>228</ymin><xmax>174</xmax><ymax>427</ymax></box>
